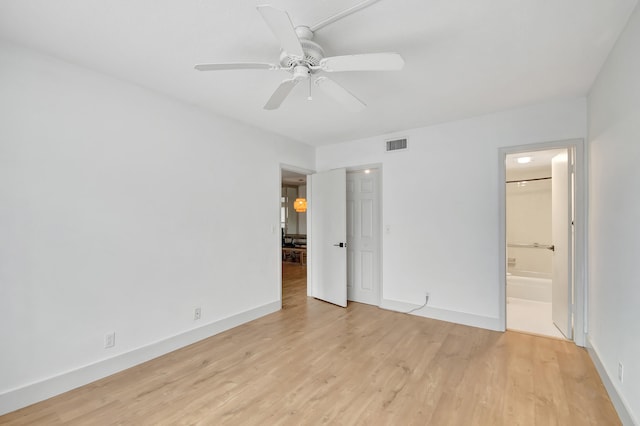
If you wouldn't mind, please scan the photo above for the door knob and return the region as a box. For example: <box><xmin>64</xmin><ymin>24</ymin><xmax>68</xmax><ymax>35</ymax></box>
<box><xmin>333</xmin><ymin>242</ymin><xmax>346</xmax><ymax>248</ymax></box>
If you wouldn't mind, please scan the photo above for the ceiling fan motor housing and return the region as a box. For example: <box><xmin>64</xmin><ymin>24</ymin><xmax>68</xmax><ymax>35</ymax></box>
<box><xmin>292</xmin><ymin>65</ymin><xmax>310</xmax><ymax>80</ymax></box>
<box><xmin>279</xmin><ymin>27</ymin><xmax>324</xmax><ymax>71</ymax></box>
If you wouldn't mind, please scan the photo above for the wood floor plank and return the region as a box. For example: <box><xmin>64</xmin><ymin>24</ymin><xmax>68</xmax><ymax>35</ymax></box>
<box><xmin>0</xmin><ymin>263</ymin><xmax>620</xmax><ymax>425</ymax></box>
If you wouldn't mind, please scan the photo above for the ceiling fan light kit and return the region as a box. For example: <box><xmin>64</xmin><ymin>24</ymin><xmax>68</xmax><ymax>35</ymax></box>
<box><xmin>194</xmin><ymin>1</ymin><xmax>404</xmax><ymax>111</ymax></box>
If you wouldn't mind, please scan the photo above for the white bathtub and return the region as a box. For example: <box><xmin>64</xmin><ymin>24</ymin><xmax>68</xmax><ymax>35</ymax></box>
<box><xmin>507</xmin><ymin>274</ymin><xmax>552</xmax><ymax>303</ymax></box>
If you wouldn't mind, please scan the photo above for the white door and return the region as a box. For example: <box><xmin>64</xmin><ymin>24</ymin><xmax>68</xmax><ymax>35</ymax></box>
<box><xmin>551</xmin><ymin>150</ymin><xmax>573</xmax><ymax>339</ymax></box>
<box><xmin>346</xmin><ymin>170</ymin><xmax>380</xmax><ymax>305</ymax></box>
<box><xmin>309</xmin><ymin>168</ymin><xmax>347</xmax><ymax>307</ymax></box>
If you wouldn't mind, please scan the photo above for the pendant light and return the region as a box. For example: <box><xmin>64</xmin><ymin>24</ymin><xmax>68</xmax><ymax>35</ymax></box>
<box><xmin>294</xmin><ymin>198</ymin><xmax>307</xmax><ymax>213</ymax></box>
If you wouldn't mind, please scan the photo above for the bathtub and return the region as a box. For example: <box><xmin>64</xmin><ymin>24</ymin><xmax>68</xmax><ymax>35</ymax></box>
<box><xmin>507</xmin><ymin>274</ymin><xmax>552</xmax><ymax>303</ymax></box>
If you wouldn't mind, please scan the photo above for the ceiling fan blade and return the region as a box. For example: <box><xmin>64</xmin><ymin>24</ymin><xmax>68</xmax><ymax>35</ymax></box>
<box><xmin>256</xmin><ymin>5</ymin><xmax>304</xmax><ymax>58</ymax></box>
<box><xmin>314</xmin><ymin>77</ymin><xmax>366</xmax><ymax>112</ymax></box>
<box><xmin>194</xmin><ymin>62</ymin><xmax>277</xmax><ymax>71</ymax></box>
<box><xmin>264</xmin><ymin>78</ymin><xmax>300</xmax><ymax>110</ymax></box>
<box><xmin>320</xmin><ymin>53</ymin><xmax>405</xmax><ymax>72</ymax></box>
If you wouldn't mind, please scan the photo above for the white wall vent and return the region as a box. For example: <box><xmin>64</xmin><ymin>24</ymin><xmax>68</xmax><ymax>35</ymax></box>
<box><xmin>385</xmin><ymin>137</ymin><xmax>408</xmax><ymax>152</ymax></box>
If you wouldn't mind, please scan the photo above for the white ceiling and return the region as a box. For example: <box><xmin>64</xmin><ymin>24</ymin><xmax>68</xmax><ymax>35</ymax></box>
<box><xmin>505</xmin><ymin>148</ymin><xmax>567</xmax><ymax>177</ymax></box>
<box><xmin>0</xmin><ymin>0</ymin><xmax>637</xmax><ymax>146</ymax></box>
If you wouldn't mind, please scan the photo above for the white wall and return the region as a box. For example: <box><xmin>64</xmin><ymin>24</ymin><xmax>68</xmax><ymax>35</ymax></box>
<box><xmin>283</xmin><ymin>186</ymin><xmax>299</xmax><ymax>234</ymax></box>
<box><xmin>298</xmin><ymin>184</ymin><xmax>307</xmax><ymax>234</ymax></box>
<box><xmin>587</xmin><ymin>3</ymin><xmax>640</xmax><ymax>423</ymax></box>
<box><xmin>317</xmin><ymin>98</ymin><xmax>587</xmax><ymax>330</ymax></box>
<box><xmin>506</xmin><ymin>167</ymin><xmax>553</xmax><ymax>277</ymax></box>
<box><xmin>0</xmin><ymin>41</ymin><xmax>314</xmax><ymax>413</ymax></box>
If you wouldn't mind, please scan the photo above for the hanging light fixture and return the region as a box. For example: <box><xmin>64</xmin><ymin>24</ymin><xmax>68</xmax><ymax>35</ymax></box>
<box><xmin>294</xmin><ymin>198</ymin><xmax>307</xmax><ymax>213</ymax></box>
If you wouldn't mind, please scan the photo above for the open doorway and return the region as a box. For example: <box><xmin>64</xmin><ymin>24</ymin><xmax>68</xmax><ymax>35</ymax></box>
<box><xmin>499</xmin><ymin>139</ymin><xmax>586</xmax><ymax>346</ymax></box>
<box><xmin>281</xmin><ymin>169</ymin><xmax>308</xmax><ymax>309</ymax></box>
<box><xmin>505</xmin><ymin>148</ymin><xmax>570</xmax><ymax>339</ymax></box>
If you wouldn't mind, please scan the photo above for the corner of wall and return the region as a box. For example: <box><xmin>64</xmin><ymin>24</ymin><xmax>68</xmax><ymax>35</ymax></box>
<box><xmin>379</xmin><ymin>299</ymin><xmax>503</xmax><ymax>332</ymax></box>
<box><xmin>586</xmin><ymin>337</ymin><xmax>638</xmax><ymax>426</ymax></box>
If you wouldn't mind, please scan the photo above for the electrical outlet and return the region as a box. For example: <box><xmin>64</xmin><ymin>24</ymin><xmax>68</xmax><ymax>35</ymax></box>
<box><xmin>618</xmin><ymin>362</ymin><xmax>624</xmax><ymax>383</ymax></box>
<box><xmin>104</xmin><ymin>332</ymin><xmax>115</xmax><ymax>349</ymax></box>
<box><xmin>194</xmin><ymin>307</ymin><xmax>202</xmax><ymax>321</ymax></box>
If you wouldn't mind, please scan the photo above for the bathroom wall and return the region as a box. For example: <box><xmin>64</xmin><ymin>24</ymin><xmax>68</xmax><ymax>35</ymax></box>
<box><xmin>505</xmin><ymin>165</ymin><xmax>553</xmax><ymax>277</ymax></box>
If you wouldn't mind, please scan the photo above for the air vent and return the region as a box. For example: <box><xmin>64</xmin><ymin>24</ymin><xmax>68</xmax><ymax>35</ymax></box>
<box><xmin>385</xmin><ymin>138</ymin><xmax>408</xmax><ymax>152</ymax></box>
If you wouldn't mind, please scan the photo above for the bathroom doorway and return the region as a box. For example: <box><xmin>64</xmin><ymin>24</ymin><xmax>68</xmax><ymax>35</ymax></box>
<box><xmin>505</xmin><ymin>148</ymin><xmax>569</xmax><ymax>339</ymax></box>
<box><xmin>499</xmin><ymin>139</ymin><xmax>586</xmax><ymax>346</ymax></box>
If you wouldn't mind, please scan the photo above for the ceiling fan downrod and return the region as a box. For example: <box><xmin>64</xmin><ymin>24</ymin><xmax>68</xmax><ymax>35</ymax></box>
<box><xmin>309</xmin><ymin>0</ymin><xmax>384</xmax><ymax>32</ymax></box>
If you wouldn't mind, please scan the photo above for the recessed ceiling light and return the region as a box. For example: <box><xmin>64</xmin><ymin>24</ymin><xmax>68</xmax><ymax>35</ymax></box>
<box><xmin>364</xmin><ymin>169</ymin><xmax>371</xmax><ymax>174</ymax></box>
<box><xmin>517</xmin><ymin>156</ymin><xmax>532</xmax><ymax>164</ymax></box>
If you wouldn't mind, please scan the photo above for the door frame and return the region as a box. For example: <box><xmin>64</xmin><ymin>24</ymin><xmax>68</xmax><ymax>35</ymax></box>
<box><xmin>497</xmin><ymin>139</ymin><xmax>587</xmax><ymax>346</ymax></box>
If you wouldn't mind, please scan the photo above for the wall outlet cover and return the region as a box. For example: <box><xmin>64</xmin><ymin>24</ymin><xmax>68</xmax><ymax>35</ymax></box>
<box><xmin>617</xmin><ymin>362</ymin><xmax>624</xmax><ymax>382</ymax></box>
<box><xmin>104</xmin><ymin>332</ymin><xmax>116</xmax><ymax>349</ymax></box>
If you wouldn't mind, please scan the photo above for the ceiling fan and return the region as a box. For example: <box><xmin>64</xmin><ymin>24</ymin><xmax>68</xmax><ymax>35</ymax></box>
<box><xmin>194</xmin><ymin>0</ymin><xmax>405</xmax><ymax>111</ymax></box>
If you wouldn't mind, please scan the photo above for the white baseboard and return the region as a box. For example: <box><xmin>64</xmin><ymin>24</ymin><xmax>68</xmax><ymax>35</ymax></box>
<box><xmin>0</xmin><ymin>301</ymin><xmax>281</xmax><ymax>416</ymax></box>
<box><xmin>379</xmin><ymin>299</ymin><xmax>502</xmax><ymax>331</ymax></box>
<box><xmin>586</xmin><ymin>338</ymin><xmax>638</xmax><ymax>426</ymax></box>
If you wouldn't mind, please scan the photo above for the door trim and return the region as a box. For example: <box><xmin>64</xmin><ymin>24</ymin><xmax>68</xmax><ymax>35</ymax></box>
<box><xmin>498</xmin><ymin>139</ymin><xmax>587</xmax><ymax>346</ymax></box>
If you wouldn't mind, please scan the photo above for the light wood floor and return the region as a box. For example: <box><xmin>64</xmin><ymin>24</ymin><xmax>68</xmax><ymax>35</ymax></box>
<box><xmin>1</xmin><ymin>263</ymin><xmax>619</xmax><ymax>425</ymax></box>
